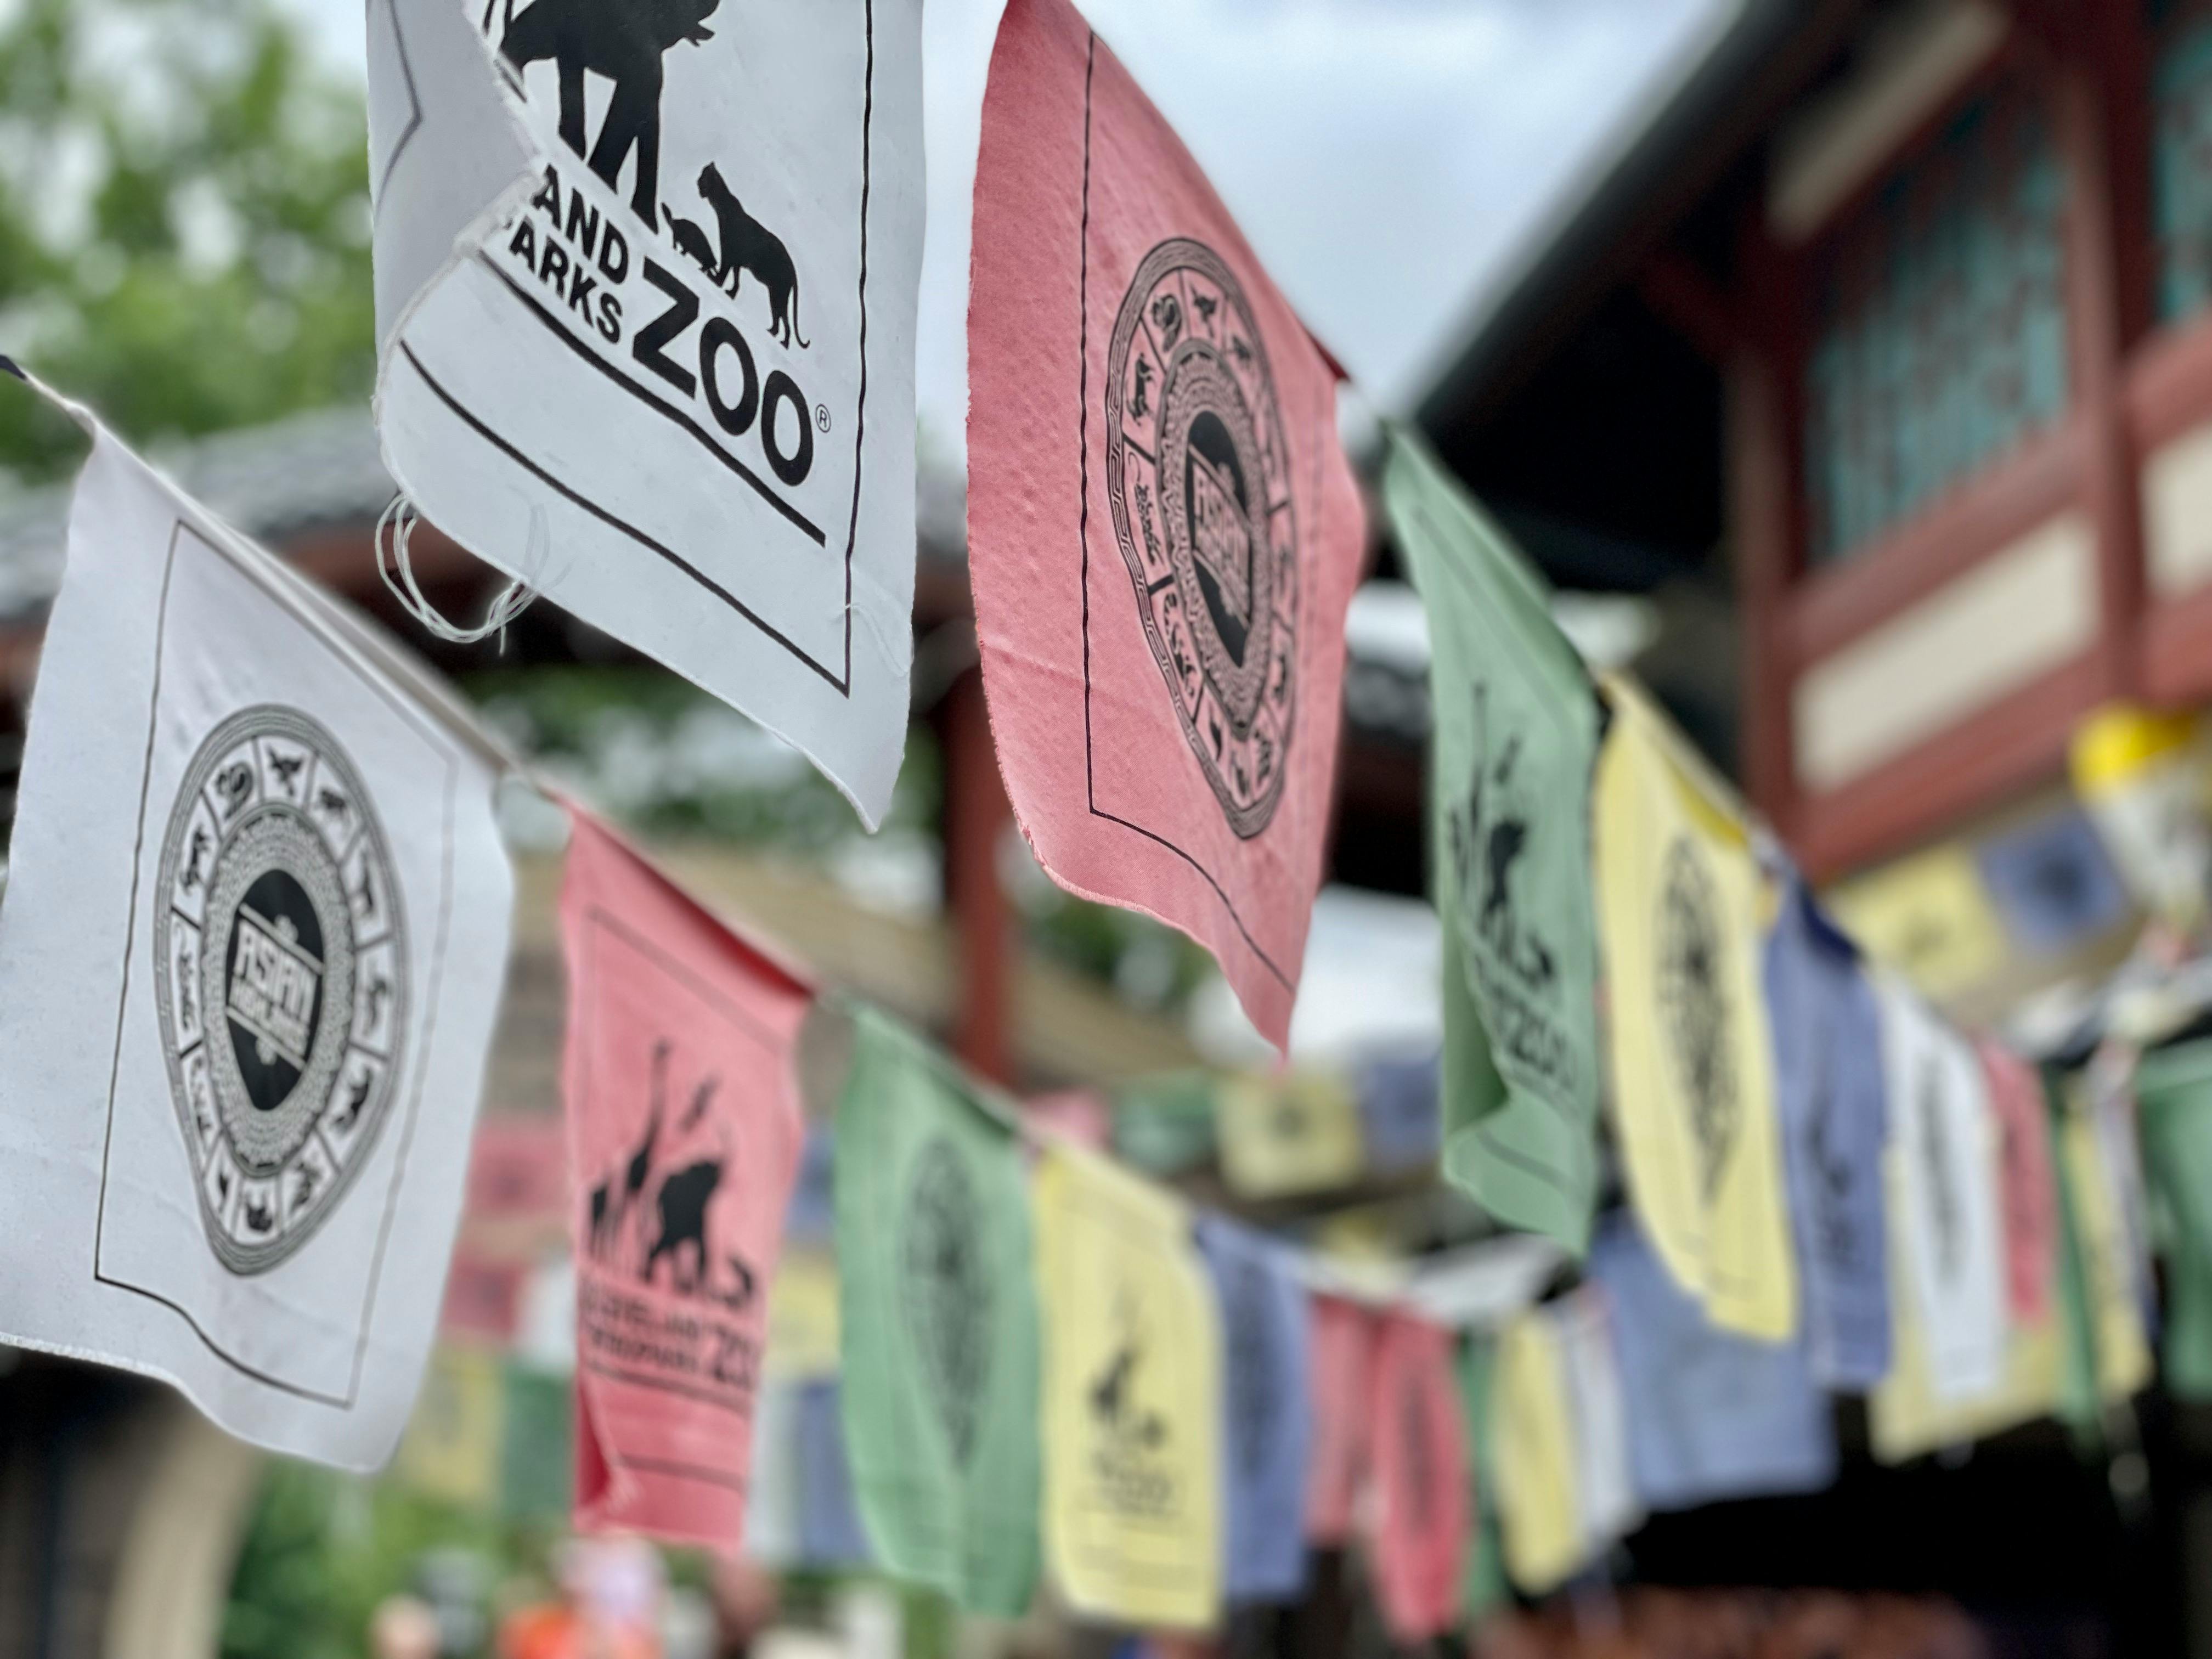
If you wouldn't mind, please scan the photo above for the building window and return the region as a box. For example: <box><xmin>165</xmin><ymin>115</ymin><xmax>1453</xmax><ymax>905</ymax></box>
<box><xmin>1802</xmin><ymin>74</ymin><xmax>2069</xmax><ymax>567</ymax></box>
<box><xmin>2154</xmin><ymin>1</ymin><xmax>2212</xmax><ymax>324</ymax></box>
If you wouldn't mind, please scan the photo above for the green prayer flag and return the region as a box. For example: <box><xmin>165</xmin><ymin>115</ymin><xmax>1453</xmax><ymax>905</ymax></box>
<box><xmin>2048</xmin><ymin>1077</ymin><xmax>2104</xmax><ymax>1444</ymax></box>
<box><xmin>1111</xmin><ymin>1071</ymin><xmax>1220</xmax><ymax>1177</ymax></box>
<box><xmin>1384</xmin><ymin>426</ymin><xmax>1604</xmax><ymax>1254</ymax></box>
<box><xmin>2136</xmin><ymin>1039</ymin><xmax>2212</xmax><ymax>1400</ymax></box>
<box><xmin>836</xmin><ymin>1008</ymin><xmax>1042</xmax><ymax>1616</ymax></box>
<box><xmin>1457</xmin><ymin>1334</ymin><xmax>1510</xmax><ymax>1622</ymax></box>
<box><xmin>501</xmin><ymin>1363</ymin><xmax>573</xmax><ymax>1522</ymax></box>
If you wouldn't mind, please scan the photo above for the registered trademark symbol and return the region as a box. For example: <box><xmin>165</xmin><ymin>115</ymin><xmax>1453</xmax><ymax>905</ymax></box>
<box><xmin>815</xmin><ymin>404</ymin><xmax>832</xmax><ymax>433</ymax></box>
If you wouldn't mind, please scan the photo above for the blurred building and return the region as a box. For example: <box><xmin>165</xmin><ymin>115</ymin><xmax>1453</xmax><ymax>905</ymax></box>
<box><xmin>1420</xmin><ymin>0</ymin><xmax>2183</xmax><ymax>877</ymax></box>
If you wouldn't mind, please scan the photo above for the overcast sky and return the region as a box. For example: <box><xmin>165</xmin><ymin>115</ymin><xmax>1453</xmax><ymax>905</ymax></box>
<box><xmin>284</xmin><ymin>0</ymin><xmax>1734</xmax><ymax>440</ymax></box>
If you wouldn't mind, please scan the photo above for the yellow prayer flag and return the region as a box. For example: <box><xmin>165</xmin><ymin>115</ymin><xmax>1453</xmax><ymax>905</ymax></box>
<box><xmin>395</xmin><ymin>1346</ymin><xmax>505</xmax><ymax>1510</ymax></box>
<box><xmin>1593</xmin><ymin>677</ymin><xmax>1797</xmax><ymax>1339</ymax></box>
<box><xmin>1216</xmin><ymin>1071</ymin><xmax>1364</xmax><ymax>1199</ymax></box>
<box><xmin>1034</xmin><ymin>1146</ymin><xmax>1221</xmax><ymax>1628</ymax></box>
<box><xmin>1870</xmin><ymin>1154</ymin><xmax>2062</xmax><ymax>1465</ymax></box>
<box><xmin>2060</xmin><ymin>1107</ymin><xmax>2154</xmax><ymax>1403</ymax></box>
<box><xmin>1826</xmin><ymin>845</ymin><xmax>2009</xmax><ymax>1000</ymax></box>
<box><xmin>765</xmin><ymin>1246</ymin><xmax>842</xmax><ymax>1381</ymax></box>
<box><xmin>1491</xmin><ymin>1311</ymin><xmax>1582</xmax><ymax>1594</ymax></box>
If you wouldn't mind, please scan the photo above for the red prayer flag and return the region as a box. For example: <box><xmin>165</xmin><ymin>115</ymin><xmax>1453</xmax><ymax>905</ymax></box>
<box><xmin>967</xmin><ymin>0</ymin><xmax>1366</xmax><ymax>1049</ymax></box>
<box><xmin>1367</xmin><ymin>1313</ymin><xmax>1471</xmax><ymax>1641</ymax></box>
<box><xmin>560</xmin><ymin>811</ymin><xmax>810</xmax><ymax>1551</ymax></box>
<box><xmin>1979</xmin><ymin>1041</ymin><xmax>2058</xmax><ymax>1324</ymax></box>
<box><xmin>1305</xmin><ymin>1295</ymin><xmax>1377</xmax><ymax>1543</ymax></box>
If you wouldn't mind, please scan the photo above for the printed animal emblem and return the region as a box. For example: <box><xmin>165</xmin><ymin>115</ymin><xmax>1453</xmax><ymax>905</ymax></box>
<box><xmin>500</xmin><ymin>0</ymin><xmax>721</xmax><ymax>223</ymax></box>
<box><xmin>1451</xmin><ymin>687</ymin><xmax>1558</xmax><ymax>995</ymax></box>
<box><xmin>1194</xmin><ymin>293</ymin><xmax>1218</xmax><ymax>329</ymax></box>
<box><xmin>362</xmin><ymin>974</ymin><xmax>392</xmax><ymax>1032</ymax></box>
<box><xmin>293</xmin><ymin>1159</ymin><xmax>321</xmax><ymax>1207</ymax></box>
<box><xmin>350</xmin><ymin>861</ymin><xmax>379</xmax><ymax>923</ymax></box>
<box><xmin>334</xmin><ymin>1063</ymin><xmax>374</xmax><ymax>1133</ymax></box>
<box><xmin>664</xmin><ymin>206</ymin><xmax>721</xmax><ymax>285</ymax></box>
<box><xmin>590</xmin><ymin>1039</ymin><xmax>669</xmax><ymax>1261</ymax></box>
<box><xmin>214</xmin><ymin>762</ymin><xmax>254</xmax><ymax>820</ymax></box>
<box><xmin>268</xmin><ymin>749</ymin><xmax>306</xmax><ymax>794</ymax></box>
<box><xmin>1917</xmin><ymin>1054</ymin><xmax>1963</xmax><ymax>1280</ymax></box>
<box><xmin>316</xmin><ymin>787</ymin><xmax>351</xmax><ymax>828</ymax></box>
<box><xmin>644</xmin><ymin>1156</ymin><xmax>724</xmax><ymax>1294</ymax></box>
<box><xmin>244</xmin><ymin>1192</ymin><xmax>275</xmax><ymax>1235</ymax></box>
<box><xmin>181</xmin><ymin>826</ymin><xmax>211</xmax><ymax>893</ymax></box>
<box><xmin>175</xmin><ymin>943</ymin><xmax>199</xmax><ymax>1031</ymax></box>
<box><xmin>1804</xmin><ymin>1019</ymin><xmax>1858</xmax><ymax>1266</ymax></box>
<box><xmin>1657</xmin><ymin>839</ymin><xmax>1739</xmax><ymax>1200</ymax></box>
<box><xmin>1149</xmin><ymin>293</ymin><xmax>1183</xmax><ymax>349</ymax></box>
<box><xmin>1130</xmin><ymin>355</ymin><xmax>1154</xmax><ymax>421</ymax></box>
<box><xmin>695</xmin><ymin>164</ymin><xmax>810</xmax><ymax>348</ymax></box>
<box><xmin>1089</xmin><ymin>1295</ymin><xmax>1167</xmax><ymax>1452</ymax></box>
<box><xmin>715</xmin><ymin>1254</ymin><xmax>757</xmax><ymax>1312</ymax></box>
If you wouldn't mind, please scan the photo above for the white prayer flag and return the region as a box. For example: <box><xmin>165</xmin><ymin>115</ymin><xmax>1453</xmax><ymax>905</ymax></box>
<box><xmin>368</xmin><ymin>0</ymin><xmax>924</xmax><ymax>826</ymax></box>
<box><xmin>1877</xmin><ymin>980</ymin><xmax>2007</xmax><ymax>1403</ymax></box>
<box><xmin>0</xmin><ymin>411</ymin><xmax>515</xmax><ymax>1469</ymax></box>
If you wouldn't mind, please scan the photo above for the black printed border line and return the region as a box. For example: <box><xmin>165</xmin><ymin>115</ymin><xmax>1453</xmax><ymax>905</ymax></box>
<box><xmin>573</xmin><ymin>902</ymin><xmax>782</xmax><ymax>1490</ymax></box>
<box><xmin>370</xmin><ymin>0</ymin><xmax>424</xmax><ymax>222</ymax></box>
<box><xmin>1074</xmin><ymin>33</ymin><xmax>1293</xmax><ymax>995</ymax></box>
<box><xmin>93</xmin><ymin>520</ymin><xmax>461</xmax><ymax>1410</ymax></box>
<box><xmin>408</xmin><ymin>0</ymin><xmax>878</xmax><ymax>698</ymax></box>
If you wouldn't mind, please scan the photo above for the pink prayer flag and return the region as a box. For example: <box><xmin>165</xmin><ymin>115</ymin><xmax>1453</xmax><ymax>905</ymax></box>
<box><xmin>967</xmin><ymin>0</ymin><xmax>1367</xmax><ymax>1049</ymax></box>
<box><xmin>1026</xmin><ymin>1087</ymin><xmax>1114</xmax><ymax>1151</ymax></box>
<box><xmin>1367</xmin><ymin>1314</ymin><xmax>1470</xmax><ymax>1641</ymax></box>
<box><xmin>560</xmin><ymin>811</ymin><xmax>810</xmax><ymax>1552</ymax></box>
<box><xmin>1980</xmin><ymin>1041</ymin><xmax>2057</xmax><ymax>1324</ymax></box>
<box><xmin>1305</xmin><ymin>1295</ymin><xmax>1377</xmax><ymax>1543</ymax></box>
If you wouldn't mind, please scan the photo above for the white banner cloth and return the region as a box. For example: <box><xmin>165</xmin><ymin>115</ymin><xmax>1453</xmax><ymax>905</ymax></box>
<box><xmin>1878</xmin><ymin>980</ymin><xmax>2007</xmax><ymax>1403</ymax></box>
<box><xmin>0</xmin><ymin>417</ymin><xmax>514</xmax><ymax>1468</ymax></box>
<box><xmin>368</xmin><ymin>0</ymin><xmax>924</xmax><ymax>825</ymax></box>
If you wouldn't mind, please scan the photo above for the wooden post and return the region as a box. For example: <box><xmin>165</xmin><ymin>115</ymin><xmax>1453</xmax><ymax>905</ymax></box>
<box><xmin>2055</xmin><ymin>53</ymin><xmax>2147</xmax><ymax>706</ymax></box>
<box><xmin>941</xmin><ymin>665</ymin><xmax>1015</xmax><ymax>1085</ymax></box>
<box><xmin>1726</xmin><ymin>216</ymin><xmax>1804</xmax><ymax>835</ymax></box>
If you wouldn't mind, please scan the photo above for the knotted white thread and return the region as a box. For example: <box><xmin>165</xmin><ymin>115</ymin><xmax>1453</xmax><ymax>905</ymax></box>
<box><xmin>375</xmin><ymin>495</ymin><xmax>538</xmax><ymax>649</ymax></box>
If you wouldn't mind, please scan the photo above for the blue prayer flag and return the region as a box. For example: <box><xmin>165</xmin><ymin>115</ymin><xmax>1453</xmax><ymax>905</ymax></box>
<box><xmin>1196</xmin><ymin>1216</ymin><xmax>1313</xmax><ymax>1604</ymax></box>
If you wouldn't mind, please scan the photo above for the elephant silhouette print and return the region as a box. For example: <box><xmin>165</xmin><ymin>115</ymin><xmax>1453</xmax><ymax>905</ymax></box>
<box><xmin>585</xmin><ymin>1039</ymin><xmax>751</xmax><ymax>1305</ymax></box>
<box><xmin>499</xmin><ymin>0</ymin><xmax>722</xmax><ymax>224</ymax></box>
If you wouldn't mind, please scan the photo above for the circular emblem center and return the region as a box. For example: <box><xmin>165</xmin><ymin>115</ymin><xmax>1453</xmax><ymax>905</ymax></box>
<box><xmin>1106</xmin><ymin>238</ymin><xmax>1298</xmax><ymax>839</ymax></box>
<box><xmin>154</xmin><ymin>707</ymin><xmax>408</xmax><ymax>1275</ymax></box>
<box><xmin>900</xmin><ymin>1138</ymin><xmax>991</xmax><ymax>1467</ymax></box>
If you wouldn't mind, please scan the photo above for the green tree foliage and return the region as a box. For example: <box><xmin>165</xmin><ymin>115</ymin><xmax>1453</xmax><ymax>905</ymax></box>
<box><xmin>0</xmin><ymin>0</ymin><xmax>373</xmax><ymax>481</ymax></box>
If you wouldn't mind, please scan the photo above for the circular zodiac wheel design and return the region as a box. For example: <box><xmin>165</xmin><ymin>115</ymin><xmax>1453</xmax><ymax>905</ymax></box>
<box><xmin>1105</xmin><ymin>238</ymin><xmax>1299</xmax><ymax>839</ymax></box>
<box><xmin>153</xmin><ymin>706</ymin><xmax>408</xmax><ymax>1274</ymax></box>
<box><xmin>1656</xmin><ymin>838</ymin><xmax>1738</xmax><ymax>1200</ymax></box>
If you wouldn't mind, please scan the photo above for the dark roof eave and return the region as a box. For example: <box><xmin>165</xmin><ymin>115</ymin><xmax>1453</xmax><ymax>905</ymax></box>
<box><xmin>1414</xmin><ymin>0</ymin><xmax>1866</xmax><ymax>440</ymax></box>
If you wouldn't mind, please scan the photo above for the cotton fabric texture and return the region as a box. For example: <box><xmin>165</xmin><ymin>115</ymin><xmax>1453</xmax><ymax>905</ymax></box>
<box><xmin>1304</xmin><ymin>1294</ymin><xmax>1376</xmax><ymax>1544</ymax></box>
<box><xmin>1365</xmin><ymin>1314</ymin><xmax>1470</xmax><ymax>1642</ymax></box>
<box><xmin>1876</xmin><ymin>982</ymin><xmax>2006</xmax><ymax>1404</ymax></box>
<box><xmin>0</xmin><ymin>416</ymin><xmax>512</xmax><ymax>1468</ymax></box>
<box><xmin>834</xmin><ymin>1009</ymin><xmax>1041</xmax><ymax>1617</ymax></box>
<box><xmin>1492</xmin><ymin>1309</ymin><xmax>1584</xmax><ymax>1594</ymax></box>
<box><xmin>368</xmin><ymin>0</ymin><xmax>926</xmax><ymax>823</ymax></box>
<box><xmin>1593</xmin><ymin>676</ymin><xmax>1796</xmax><ymax>1339</ymax></box>
<box><xmin>1385</xmin><ymin>428</ymin><xmax>1604</xmax><ymax>1255</ymax></box>
<box><xmin>560</xmin><ymin>814</ymin><xmax>808</xmax><ymax>1551</ymax></box>
<box><xmin>2136</xmin><ymin>1039</ymin><xmax>2212</xmax><ymax>1398</ymax></box>
<box><xmin>1586</xmin><ymin>1215</ymin><xmax>1837</xmax><ymax>1510</ymax></box>
<box><xmin>967</xmin><ymin>0</ymin><xmax>1366</xmax><ymax>1048</ymax></box>
<box><xmin>1553</xmin><ymin>1288</ymin><xmax>1643</xmax><ymax>1554</ymax></box>
<box><xmin>1980</xmin><ymin>1043</ymin><xmax>2058</xmax><ymax>1325</ymax></box>
<box><xmin>1035</xmin><ymin>1145</ymin><xmax>1222</xmax><ymax>1627</ymax></box>
<box><xmin>1195</xmin><ymin>1216</ymin><xmax>1312</xmax><ymax>1605</ymax></box>
<box><xmin>1764</xmin><ymin>872</ymin><xmax>1891</xmax><ymax>1388</ymax></box>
